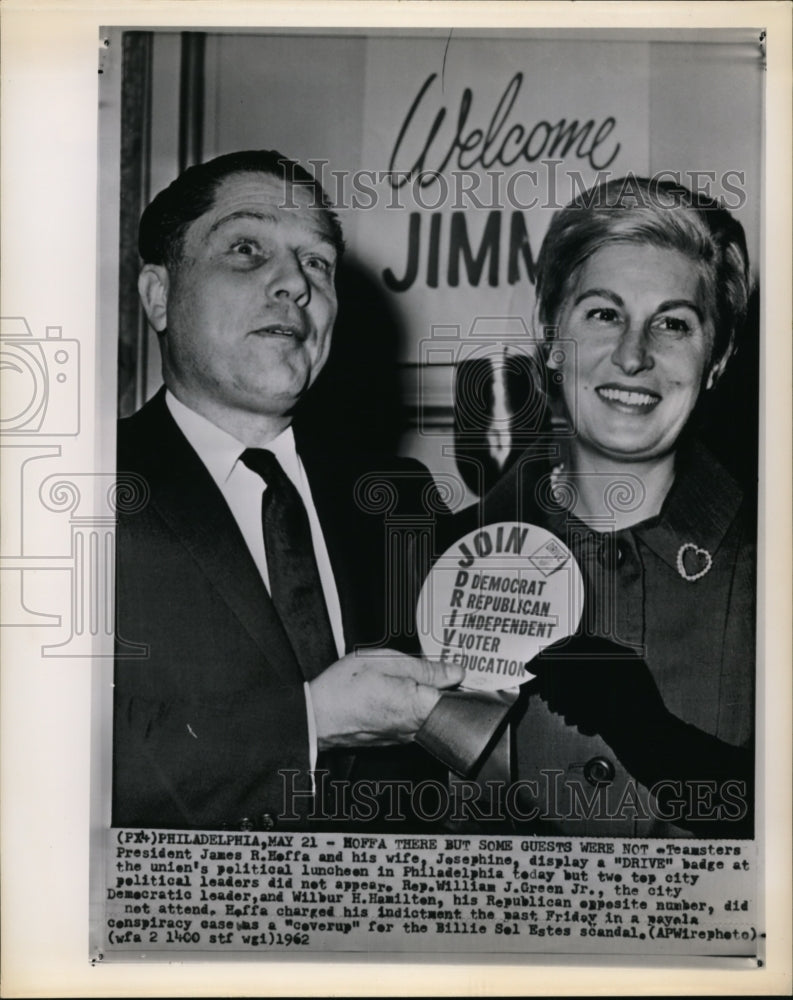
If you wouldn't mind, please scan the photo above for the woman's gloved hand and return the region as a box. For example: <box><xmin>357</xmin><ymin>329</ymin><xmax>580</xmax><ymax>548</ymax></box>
<box><xmin>529</xmin><ymin>633</ymin><xmax>667</xmax><ymax>742</ymax></box>
<box><xmin>528</xmin><ymin>632</ymin><xmax>753</xmax><ymax>836</ymax></box>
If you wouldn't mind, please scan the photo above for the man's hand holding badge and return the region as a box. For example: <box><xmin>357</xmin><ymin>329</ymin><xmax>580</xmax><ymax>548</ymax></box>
<box><xmin>414</xmin><ymin>521</ymin><xmax>584</xmax><ymax>776</ymax></box>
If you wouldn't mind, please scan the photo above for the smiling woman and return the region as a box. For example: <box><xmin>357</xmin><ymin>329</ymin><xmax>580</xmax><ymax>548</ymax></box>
<box><xmin>477</xmin><ymin>176</ymin><xmax>756</xmax><ymax>837</ymax></box>
<box><xmin>535</xmin><ymin>176</ymin><xmax>751</xmax><ymax>528</ymax></box>
<box><xmin>548</xmin><ymin>242</ymin><xmax>715</xmax><ymax>521</ymax></box>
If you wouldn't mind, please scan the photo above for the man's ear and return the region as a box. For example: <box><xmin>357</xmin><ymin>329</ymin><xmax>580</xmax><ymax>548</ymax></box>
<box><xmin>138</xmin><ymin>264</ymin><xmax>170</xmax><ymax>334</ymax></box>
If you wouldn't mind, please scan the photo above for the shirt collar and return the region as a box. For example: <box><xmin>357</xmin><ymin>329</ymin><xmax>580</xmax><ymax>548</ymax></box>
<box><xmin>165</xmin><ymin>390</ymin><xmax>300</xmax><ymax>488</ymax></box>
<box><xmin>532</xmin><ymin>440</ymin><xmax>744</xmax><ymax>574</ymax></box>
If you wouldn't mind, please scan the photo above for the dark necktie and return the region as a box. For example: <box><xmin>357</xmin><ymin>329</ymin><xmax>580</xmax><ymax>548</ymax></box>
<box><xmin>240</xmin><ymin>448</ymin><xmax>337</xmax><ymax>681</ymax></box>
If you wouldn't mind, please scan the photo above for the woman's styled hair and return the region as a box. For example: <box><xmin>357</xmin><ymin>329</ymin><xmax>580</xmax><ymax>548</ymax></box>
<box><xmin>534</xmin><ymin>175</ymin><xmax>752</xmax><ymax>371</ymax></box>
<box><xmin>138</xmin><ymin>149</ymin><xmax>344</xmax><ymax>268</ymax></box>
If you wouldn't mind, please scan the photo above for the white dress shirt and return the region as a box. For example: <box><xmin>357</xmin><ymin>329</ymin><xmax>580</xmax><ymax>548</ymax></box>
<box><xmin>165</xmin><ymin>390</ymin><xmax>345</xmax><ymax>771</ymax></box>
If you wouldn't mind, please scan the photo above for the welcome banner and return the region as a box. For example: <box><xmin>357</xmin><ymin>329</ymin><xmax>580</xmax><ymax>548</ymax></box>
<box><xmin>356</xmin><ymin>36</ymin><xmax>651</xmax><ymax>359</ymax></box>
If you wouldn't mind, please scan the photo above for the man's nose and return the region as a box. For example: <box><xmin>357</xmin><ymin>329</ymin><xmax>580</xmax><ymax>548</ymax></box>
<box><xmin>610</xmin><ymin>322</ymin><xmax>654</xmax><ymax>374</ymax></box>
<box><xmin>266</xmin><ymin>251</ymin><xmax>310</xmax><ymax>306</ymax></box>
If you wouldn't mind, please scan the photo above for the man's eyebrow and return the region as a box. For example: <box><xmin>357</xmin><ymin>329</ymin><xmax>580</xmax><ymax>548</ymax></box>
<box><xmin>207</xmin><ymin>209</ymin><xmax>338</xmax><ymax>251</ymax></box>
<box><xmin>573</xmin><ymin>288</ymin><xmax>625</xmax><ymax>308</ymax></box>
<box><xmin>206</xmin><ymin>210</ymin><xmax>278</xmax><ymax>237</ymax></box>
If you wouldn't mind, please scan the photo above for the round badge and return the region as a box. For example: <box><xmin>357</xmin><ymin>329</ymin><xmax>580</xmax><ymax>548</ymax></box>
<box><xmin>417</xmin><ymin>522</ymin><xmax>584</xmax><ymax>692</ymax></box>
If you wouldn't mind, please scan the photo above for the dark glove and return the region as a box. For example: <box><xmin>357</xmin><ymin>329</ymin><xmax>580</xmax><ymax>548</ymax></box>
<box><xmin>529</xmin><ymin>633</ymin><xmax>753</xmax><ymax>836</ymax></box>
<box><xmin>529</xmin><ymin>633</ymin><xmax>667</xmax><ymax>742</ymax></box>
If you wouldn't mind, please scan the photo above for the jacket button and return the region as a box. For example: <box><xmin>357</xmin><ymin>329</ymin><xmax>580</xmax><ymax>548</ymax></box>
<box><xmin>260</xmin><ymin>813</ymin><xmax>275</xmax><ymax>830</ymax></box>
<box><xmin>583</xmin><ymin>756</ymin><xmax>615</xmax><ymax>786</ymax></box>
<box><xmin>239</xmin><ymin>817</ymin><xmax>254</xmax><ymax>831</ymax></box>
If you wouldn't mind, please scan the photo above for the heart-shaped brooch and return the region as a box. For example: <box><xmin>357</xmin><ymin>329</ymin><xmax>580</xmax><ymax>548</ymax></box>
<box><xmin>676</xmin><ymin>542</ymin><xmax>713</xmax><ymax>582</ymax></box>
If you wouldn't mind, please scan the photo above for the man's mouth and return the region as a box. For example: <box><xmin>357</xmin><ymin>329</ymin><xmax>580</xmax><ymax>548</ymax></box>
<box><xmin>595</xmin><ymin>384</ymin><xmax>661</xmax><ymax>411</ymax></box>
<box><xmin>251</xmin><ymin>323</ymin><xmax>306</xmax><ymax>341</ymax></box>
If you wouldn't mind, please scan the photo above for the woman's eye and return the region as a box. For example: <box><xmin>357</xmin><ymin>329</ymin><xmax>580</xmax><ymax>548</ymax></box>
<box><xmin>586</xmin><ymin>307</ymin><xmax>620</xmax><ymax>323</ymax></box>
<box><xmin>654</xmin><ymin>315</ymin><xmax>691</xmax><ymax>334</ymax></box>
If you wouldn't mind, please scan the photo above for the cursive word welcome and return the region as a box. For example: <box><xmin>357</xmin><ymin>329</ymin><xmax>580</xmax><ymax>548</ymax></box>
<box><xmin>389</xmin><ymin>72</ymin><xmax>621</xmax><ymax>186</ymax></box>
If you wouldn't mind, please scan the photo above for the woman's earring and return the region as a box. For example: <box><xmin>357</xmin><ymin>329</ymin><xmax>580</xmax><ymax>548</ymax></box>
<box><xmin>706</xmin><ymin>352</ymin><xmax>729</xmax><ymax>390</ymax></box>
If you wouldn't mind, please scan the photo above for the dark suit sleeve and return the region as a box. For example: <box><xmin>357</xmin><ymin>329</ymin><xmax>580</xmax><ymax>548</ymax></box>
<box><xmin>112</xmin><ymin>500</ymin><xmax>314</xmax><ymax>831</ymax></box>
<box><xmin>113</xmin><ymin>677</ymin><xmax>312</xmax><ymax>830</ymax></box>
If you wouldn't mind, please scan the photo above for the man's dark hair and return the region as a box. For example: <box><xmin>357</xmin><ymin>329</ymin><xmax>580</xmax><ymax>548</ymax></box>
<box><xmin>138</xmin><ymin>149</ymin><xmax>344</xmax><ymax>267</ymax></box>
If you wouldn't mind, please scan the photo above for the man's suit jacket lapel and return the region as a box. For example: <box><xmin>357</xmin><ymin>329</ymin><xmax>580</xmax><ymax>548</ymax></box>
<box><xmin>121</xmin><ymin>391</ymin><xmax>304</xmax><ymax>685</ymax></box>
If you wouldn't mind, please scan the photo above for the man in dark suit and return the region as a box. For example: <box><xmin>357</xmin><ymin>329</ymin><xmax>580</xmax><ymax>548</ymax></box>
<box><xmin>112</xmin><ymin>150</ymin><xmax>462</xmax><ymax>831</ymax></box>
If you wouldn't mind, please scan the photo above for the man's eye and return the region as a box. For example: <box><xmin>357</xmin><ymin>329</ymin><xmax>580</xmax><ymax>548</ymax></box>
<box><xmin>230</xmin><ymin>240</ymin><xmax>260</xmax><ymax>256</ymax></box>
<box><xmin>654</xmin><ymin>315</ymin><xmax>691</xmax><ymax>335</ymax></box>
<box><xmin>585</xmin><ymin>307</ymin><xmax>620</xmax><ymax>323</ymax></box>
<box><xmin>304</xmin><ymin>255</ymin><xmax>333</xmax><ymax>274</ymax></box>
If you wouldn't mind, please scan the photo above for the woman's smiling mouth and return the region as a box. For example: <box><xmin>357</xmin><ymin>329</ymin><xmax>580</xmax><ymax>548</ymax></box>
<box><xmin>596</xmin><ymin>384</ymin><xmax>662</xmax><ymax>412</ymax></box>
